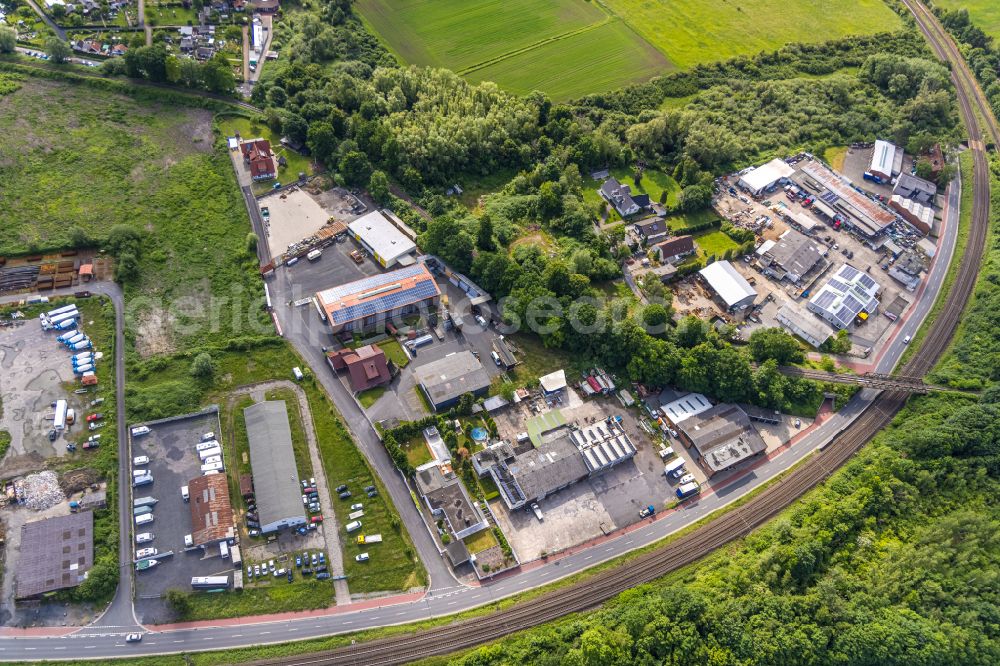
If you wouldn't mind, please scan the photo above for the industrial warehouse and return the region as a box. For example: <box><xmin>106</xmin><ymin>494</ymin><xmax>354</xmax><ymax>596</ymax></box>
<box><xmin>15</xmin><ymin>511</ymin><xmax>94</xmax><ymax>599</ymax></box>
<box><xmin>414</xmin><ymin>350</ymin><xmax>492</xmax><ymax>411</ymax></box>
<box><xmin>347</xmin><ymin>210</ymin><xmax>418</xmax><ymax>268</ymax></box>
<box><xmin>243</xmin><ymin>401</ymin><xmax>306</xmax><ymax>533</ymax></box>
<box><xmin>315</xmin><ymin>263</ymin><xmax>441</xmax><ymax>335</ymax></box>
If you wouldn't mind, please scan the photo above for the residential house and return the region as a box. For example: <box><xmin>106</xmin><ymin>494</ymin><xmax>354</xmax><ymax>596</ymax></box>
<box><xmin>326</xmin><ymin>344</ymin><xmax>392</xmax><ymax>393</ymax></box>
<box><xmin>195</xmin><ymin>46</ymin><xmax>214</xmax><ymax>61</ymax></box>
<box><xmin>654</xmin><ymin>235</ymin><xmax>695</xmax><ymax>264</ymax></box>
<box><xmin>633</xmin><ymin>218</ymin><xmax>668</xmax><ymax>244</ymax></box>
<box><xmin>599</xmin><ymin>177</ymin><xmax>649</xmax><ymax>218</ymax></box>
<box><xmin>240</xmin><ymin>138</ymin><xmax>276</xmax><ymax>181</ymax></box>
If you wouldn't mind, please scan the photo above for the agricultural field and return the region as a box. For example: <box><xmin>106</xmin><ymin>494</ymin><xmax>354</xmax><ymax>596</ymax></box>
<box><xmin>0</xmin><ymin>76</ymin><xmax>266</xmax><ymax>354</ymax></box>
<box><xmin>935</xmin><ymin>0</ymin><xmax>1000</xmax><ymax>41</ymax></box>
<box><xmin>601</xmin><ymin>0</ymin><xmax>902</xmax><ymax>69</ymax></box>
<box><xmin>356</xmin><ymin>0</ymin><xmax>670</xmax><ymax>100</ymax></box>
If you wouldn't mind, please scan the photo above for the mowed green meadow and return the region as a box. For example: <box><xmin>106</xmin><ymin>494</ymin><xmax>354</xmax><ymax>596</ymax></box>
<box><xmin>935</xmin><ymin>0</ymin><xmax>1000</xmax><ymax>42</ymax></box>
<box><xmin>355</xmin><ymin>0</ymin><xmax>672</xmax><ymax>100</ymax></box>
<box><xmin>602</xmin><ymin>0</ymin><xmax>903</xmax><ymax>69</ymax></box>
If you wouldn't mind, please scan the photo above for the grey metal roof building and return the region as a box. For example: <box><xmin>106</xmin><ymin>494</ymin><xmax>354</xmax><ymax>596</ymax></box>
<box><xmin>760</xmin><ymin>230</ymin><xmax>825</xmax><ymax>284</ymax></box>
<box><xmin>244</xmin><ymin>401</ymin><xmax>306</xmax><ymax>533</ymax></box>
<box><xmin>677</xmin><ymin>404</ymin><xmax>767</xmax><ymax>477</ymax></box>
<box><xmin>893</xmin><ymin>173</ymin><xmax>937</xmax><ymax>206</ymax></box>
<box><xmin>316</xmin><ymin>263</ymin><xmax>440</xmax><ymax>334</ymax></box>
<box><xmin>16</xmin><ymin>511</ymin><xmax>93</xmax><ymax>599</ymax></box>
<box><xmin>776</xmin><ymin>303</ymin><xmax>833</xmax><ymax>348</ymax></box>
<box><xmin>414</xmin><ymin>351</ymin><xmax>491</xmax><ymax>411</ymax></box>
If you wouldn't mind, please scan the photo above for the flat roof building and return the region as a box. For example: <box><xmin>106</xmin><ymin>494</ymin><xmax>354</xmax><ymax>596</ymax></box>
<box><xmin>699</xmin><ymin>261</ymin><xmax>757</xmax><ymax>311</ymax></box>
<box><xmin>16</xmin><ymin>511</ymin><xmax>93</xmax><ymax>599</ymax></box>
<box><xmin>759</xmin><ymin>229</ymin><xmax>825</xmax><ymax>284</ymax></box>
<box><xmin>316</xmin><ymin>263</ymin><xmax>440</xmax><ymax>335</ymax></box>
<box><xmin>414</xmin><ymin>463</ymin><xmax>489</xmax><ymax>541</ymax></box>
<box><xmin>678</xmin><ymin>403</ymin><xmax>767</xmax><ymax>477</ymax></box>
<box><xmin>889</xmin><ymin>195</ymin><xmax>934</xmax><ymax>235</ymax></box>
<box><xmin>801</xmin><ymin>162</ymin><xmax>896</xmax><ymax>240</ymax></box>
<box><xmin>738</xmin><ymin>158</ymin><xmax>795</xmax><ymax>196</ymax></box>
<box><xmin>244</xmin><ymin>401</ymin><xmax>306</xmax><ymax>533</ymax></box>
<box><xmin>807</xmin><ymin>264</ymin><xmax>880</xmax><ymax>330</ymax></box>
<box><xmin>348</xmin><ymin>210</ymin><xmax>417</xmax><ymax>268</ymax></box>
<box><xmin>188</xmin><ymin>473</ymin><xmax>235</xmax><ymax>547</ymax></box>
<box><xmin>414</xmin><ymin>351</ymin><xmax>491</xmax><ymax>411</ymax></box>
<box><xmin>776</xmin><ymin>303</ymin><xmax>833</xmax><ymax>348</ymax></box>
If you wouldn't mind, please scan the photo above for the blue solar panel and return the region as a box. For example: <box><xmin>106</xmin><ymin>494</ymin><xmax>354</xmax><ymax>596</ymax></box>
<box><xmin>835</xmin><ymin>306</ymin><xmax>854</xmax><ymax>326</ymax></box>
<box><xmin>813</xmin><ymin>290</ymin><xmax>837</xmax><ymax>310</ymax></box>
<box><xmin>827</xmin><ymin>278</ymin><xmax>848</xmax><ymax>293</ymax></box>
<box><xmin>331</xmin><ymin>280</ymin><xmax>439</xmax><ymax>324</ymax></box>
<box><xmin>842</xmin><ymin>294</ymin><xmax>863</xmax><ymax>314</ymax></box>
<box><xmin>857</xmin><ymin>274</ymin><xmax>876</xmax><ymax>291</ymax></box>
<box><xmin>319</xmin><ymin>264</ymin><xmax>427</xmax><ymax>302</ymax></box>
<box><xmin>838</xmin><ymin>264</ymin><xmax>860</xmax><ymax>281</ymax></box>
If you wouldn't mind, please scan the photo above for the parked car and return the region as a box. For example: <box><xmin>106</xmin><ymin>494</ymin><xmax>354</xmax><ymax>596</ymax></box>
<box><xmin>201</xmin><ymin>432</ymin><xmax>215</xmax><ymax>442</ymax></box>
<box><xmin>339</xmin><ymin>491</ymin><xmax>351</xmax><ymax>499</ymax></box>
<box><xmin>350</xmin><ymin>503</ymin><xmax>364</xmax><ymax>511</ymax></box>
<box><xmin>254</xmin><ymin>564</ymin><xmax>261</xmax><ymax>577</ymax></box>
<box><xmin>287</xmin><ymin>569</ymin><xmax>293</xmax><ymax>582</ymax></box>
<box><xmin>303</xmin><ymin>486</ymin><xmax>317</xmax><ymax>494</ymax></box>
<box><xmin>316</xmin><ymin>572</ymin><xmax>331</xmax><ymax>580</ymax></box>
<box><xmin>335</xmin><ymin>484</ymin><xmax>347</xmax><ymax>493</ymax></box>
<box><xmin>311</xmin><ymin>515</ymin><xmax>324</xmax><ymax>524</ymax></box>
<box><xmin>135</xmin><ymin>548</ymin><xmax>157</xmax><ymax>559</ymax></box>
<box><xmin>48</xmin><ymin>429</ymin><xmax>57</xmax><ymax>441</ymax></box>
<box><xmin>133</xmin><ymin>455</ymin><xmax>149</xmax><ymax>466</ymax></box>
<box><xmin>268</xmin><ymin>559</ymin><xmax>275</xmax><ymax>573</ymax></box>
<box><xmin>135</xmin><ymin>532</ymin><xmax>154</xmax><ymax>544</ymax></box>
<box><xmin>356</xmin><ymin>553</ymin><xmax>370</xmax><ymax>562</ymax></box>
<box><xmin>131</xmin><ymin>426</ymin><xmax>150</xmax><ymax>437</ymax></box>
<box><xmin>364</xmin><ymin>485</ymin><xmax>376</xmax><ymax>493</ymax></box>
<box><xmin>86</xmin><ymin>413</ymin><xmax>103</xmax><ymax>422</ymax></box>
<box><xmin>249</xmin><ymin>529</ymin><xmax>260</xmax><ymax>537</ymax></box>
<box><xmin>367</xmin><ymin>489</ymin><xmax>379</xmax><ymax>498</ymax></box>
<box><xmin>295</xmin><ymin>556</ymin><xmax>302</xmax><ymax>567</ymax></box>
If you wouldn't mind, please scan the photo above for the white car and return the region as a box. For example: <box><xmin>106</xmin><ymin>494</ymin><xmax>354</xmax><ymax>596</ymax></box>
<box><xmin>133</xmin><ymin>455</ymin><xmax>149</xmax><ymax>466</ymax></box>
<box><xmin>131</xmin><ymin>426</ymin><xmax>150</xmax><ymax>437</ymax></box>
<box><xmin>678</xmin><ymin>474</ymin><xmax>695</xmax><ymax>485</ymax></box>
<box><xmin>350</xmin><ymin>503</ymin><xmax>364</xmax><ymax>511</ymax></box>
<box><xmin>200</xmin><ymin>432</ymin><xmax>215</xmax><ymax>442</ymax></box>
<box><xmin>355</xmin><ymin>552</ymin><xmax>370</xmax><ymax>562</ymax></box>
<box><xmin>135</xmin><ymin>532</ymin><xmax>154</xmax><ymax>544</ymax></box>
<box><xmin>125</xmin><ymin>633</ymin><xmax>143</xmax><ymax>643</ymax></box>
<box><xmin>903</xmin><ymin>335</ymin><xmax>911</xmax><ymax>344</ymax></box>
<box><xmin>135</xmin><ymin>548</ymin><xmax>157</xmax><ymax>559</ymax></box>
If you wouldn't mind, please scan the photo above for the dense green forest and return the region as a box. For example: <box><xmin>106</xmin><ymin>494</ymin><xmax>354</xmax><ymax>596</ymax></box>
<box><xmin>443</xmin><ymin>157</ymin><xmax>1000</xmax><ymax>666</ymax></box>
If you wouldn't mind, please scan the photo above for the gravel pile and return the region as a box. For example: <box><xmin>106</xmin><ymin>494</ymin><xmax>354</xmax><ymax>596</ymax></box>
<box><xmin>17</xmin><ymin>471</ymin><xmax>66</xmax><ymax>510</ymax></box>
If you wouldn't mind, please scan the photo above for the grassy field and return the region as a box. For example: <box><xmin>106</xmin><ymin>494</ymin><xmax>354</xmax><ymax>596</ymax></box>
<box><xmin>355</xmin><ymin>0</ymin><xmax>604</xmax><ymax>71</ymax></box>
<box><xmin>0</xmin><ymin>77</ymin><xmax>267</xmax><ymax>354</ymax></box>
<box><xmin>378</xmin><ymin>337</ymin><xmax>410</xmax><ymax>368</ymax></box>
<box><xmin>401</xmin><ymin>436</ymin><xmax>434</xmax><ymax>468</ymax></box>
<box><xmin>463</xmin><ymin>19</ymin><xmax>671</xmax><ymax>100</ymax></box>
<box><xmin>602</xmin><ymin>0</ymin><xmax>901</xmax><ymax>69</ymax></box>
<box><xmin>824</xmin><ymin>145</ymin><xmax>849</xmax><ymax>172</ymax></box>
<box><xmin>694</xmin><ymin>230</ymin><xmax>740</xmax><ymax>259</ymax></box>
<box><xmin>358</xmin><ymin>386</ymin><xmax>386</xmax><ymax>409</ymax></box>
<box><xmin>356</xmin><ymin>0</ymin><xmax>670</xmax><ymax>100</ymax></box>
<box><xmin>667</xmin><ymin>208</ymin><xmax>721</xmax><ymax>232</ymax></box>
<box><xmin>935</xmin><ymin>0</ymin><xmax>1000</xmax><ymax>41</ymax></box>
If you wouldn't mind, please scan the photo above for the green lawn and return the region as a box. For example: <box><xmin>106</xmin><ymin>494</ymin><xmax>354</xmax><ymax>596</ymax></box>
<box><xmin>584</xmin><ymin>167</ymin><xmax>681</xmax><ymax>216</ymax></box>
<box><xmin>504</xmin><ymin>332</ymin><xmax>581</xmax><ymax>386</ymax></box>
<box><xmin>400</xmin><ymin>436</ymin><xmax>434</xmax><ymax>468</ymax></box>
<box><xmin>667</xmin><ymin>208</ymin><xmax>720</xmax><ymax>232</ymax></box>
<box><xmin>0</xmin><ymin>76</ymin><xmax>268</xmax><ymax>354</ymax></box>
<box><xmin>145</xmin><ymin>4</ymin><xmax>199</xmax><ymax>26</ymax></box>
<box><xmin>463</xmin><ymin>19</ymin><xmax>671</xmax><ymax>101</ymax></box>
<box><xmin>693</xmin><ymin>230</ymin><xmax>740</xmax><ymax>260</ymax></box>
<box><xmin>936</xmin><ymin>0</ymin><xmax>1000</xmax><ymax>42</ymax></box>
<box><xmin>217</xmin><ymin>115</ymin><xmax>316</xmax><ymax>192</ymax></box>
<box><xmin>602</xmin><ymin>0</ymin><xmax>901</xmax><ymax>69</ymax></box>
<box><xmin>378</xmin><ymin>337</ymin><xmax>410</xmax><ymax>368</ymax></box>
<box><xmin>463</xmin><ymin>528</ymin><xmax>498</xmax><ymax>555</ymax></box>
<box><xmin>181</xmin><ymin>577</ymin><xmax>335</xmax><ymax>622</ymax></box>
<box><xmin>358</xmin><ymin>386</ymin><xmax>386</xmax><ymax>409</ymax></box>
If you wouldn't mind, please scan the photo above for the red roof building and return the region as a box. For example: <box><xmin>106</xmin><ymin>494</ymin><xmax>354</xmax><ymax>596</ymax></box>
<box><xmin>240</xmin><ymin>139</ymin><xmax>276</xmax><ymax>181</ymax></box>
<box><xmin>326</xmin><ymin>344</ymin><xmax>392</xmax><ymax>392</ymax></box>
<box><xmin>655</xmin><ymin>235</ymin><xmax>696</xmax><ymax>264</ymax></box>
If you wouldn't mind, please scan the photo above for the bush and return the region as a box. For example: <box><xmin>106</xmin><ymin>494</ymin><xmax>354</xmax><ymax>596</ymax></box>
<box><xmin>190</xmin><ymin>352</ymin><xmax>215</xmax><ymax>379</ymax></box>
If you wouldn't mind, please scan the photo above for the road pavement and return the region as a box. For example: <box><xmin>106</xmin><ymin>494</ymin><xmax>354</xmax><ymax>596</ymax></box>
<box><xmin>0</xmin><ymin>165</ymin><xmax>961</xmax><ymax>659</ymax></box>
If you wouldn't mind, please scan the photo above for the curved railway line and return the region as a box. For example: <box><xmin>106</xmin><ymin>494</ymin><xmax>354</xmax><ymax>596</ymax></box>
<box><xmin>249</xmin><ymin>5</ymin><xmax>996</xmax><ymax>665</ymax></box>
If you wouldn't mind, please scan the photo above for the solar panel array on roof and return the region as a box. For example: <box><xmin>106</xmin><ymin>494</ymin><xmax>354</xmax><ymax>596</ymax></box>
<box><xmin>319</xmin><ymin>263</ymin><xmax>426</xmax><ymax>302</ymax></box>
<box><xmin>820</xmin><ymin>191</ymin><xmax>839</xmax><ymax>205</ymax></box>
<box><xmin>839</xmin><ymin>264</ymin><xmax>860</xmax><ymax>280</ymax></box>
<box><xmin>843</xmin><ymin>294</ymin><xmax>864</xmax><ymax>313</ymax></box>
<box><xmin>813</xmin><ymin>290</ymin><xmax>837</xmax><ymax>310</ymax></box>
<box><xmin>858</xmin><ymin>274</ymin><xmax>876</xmax><ymax>290</ymax></box>
<box><xmin>330</xmin><ymin>280</ymin><xmax>438</xmax><ymax>325</ymax></box>
<box><xmin>827</xmin><ymin>278</ymin><xmax>848</xmax><ymax>293</ymax></box>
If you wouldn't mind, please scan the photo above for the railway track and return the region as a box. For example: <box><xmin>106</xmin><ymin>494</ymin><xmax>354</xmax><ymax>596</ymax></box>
<box><xmin>254</xmin><ymin>6</ymin><xmax>996</xmax><ymax>665</ymax></box>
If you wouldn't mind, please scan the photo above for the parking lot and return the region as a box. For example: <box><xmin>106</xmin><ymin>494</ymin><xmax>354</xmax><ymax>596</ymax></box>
<box><xmin>257</xmin><ymin>184</ymin><xmax>372</xmax><ymax>261</ymax></box>
<box><xmin>129</xmin><ymin>409</ymin><xmax>238</xmax><ymax>622</ymax></box>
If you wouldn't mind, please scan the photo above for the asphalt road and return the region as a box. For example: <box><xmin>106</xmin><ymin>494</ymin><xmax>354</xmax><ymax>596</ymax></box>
<box><xmin>0</xmin><ymin>160</ymin><xmax>960</xmax><ymax>660</ymax></box>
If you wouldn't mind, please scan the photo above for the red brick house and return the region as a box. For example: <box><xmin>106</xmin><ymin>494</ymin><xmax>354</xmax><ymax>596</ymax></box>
<box><xmin>326</xmin><ymin>344</ymin><xmax>392</xmax><ymax>392</ymax></box>
<box><xmin>240</xmin><ymin>138</ymin><xmax>277</xmax><ymax>181</ymax></box>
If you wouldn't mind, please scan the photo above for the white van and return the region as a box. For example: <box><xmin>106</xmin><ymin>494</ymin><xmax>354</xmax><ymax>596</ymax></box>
<box><xmin>292</xmin><ymin>366</ymin><xmax>304</xmax><ymax>381</ymax></box>
<box><xmin>663</xmin><ymin>457</ymin><xmax>686</xmax><ymax>478</ymax></box>
<box><xmin>220</xmin><ymin>541</ymin><xmax>229</xmax><ymax>559</ymax></box>
<box><xmin>307</xmin><ymin>249</ymin><xmax>322</xmax><ymax>261</ymax></box>
<box><xmin>345</xmin><ymin>520</ymin><xmax>362</xmax><ymax>533</ymax></box>
<box><xmin>202</xmin><ymin>455</ymin><xmax>222</xmax><ymax>466</ymax></box>
<box><xmin>201</xmin><ymin>461</ymin><xmax>224</xmax><ymax>473</ymax></box>
<box><xmin>490</xmin><ymin>351</ymin><xmax>501</xmax><ymax>366</ymax></box>
<box><xmin>658</xmin><ymin>447</ymin><xmax>675</xmax><ymax>460</ymax></box>
<box><xmin>196</xmin><ymin>440</ymin><xmax>219</xmax><ymax>452</ymax></box>
<box><xmin>135</xmin><ymin>514</ymin><xmax>154</xmax><ymax>526</ymax></box>
<box><xmin>181</xmin><ymin>486</ymin><xmax>189</xmax><ymax>502</ymax></box>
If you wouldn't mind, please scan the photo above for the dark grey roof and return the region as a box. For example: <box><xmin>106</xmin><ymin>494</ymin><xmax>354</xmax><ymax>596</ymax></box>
<box><xmin>600</xmin><ymin>177</ymin><xmax>642</xmax><ymax>216</ymax></box>
<box><xmin>893</xmin><ymin>173</ymin><xmax>936</xmax><ymax>202</ymax></box>
<box><xmin>416</xmin><ymin>467</ymin><xmax>482</xmax><ymax>536</ymax></box>
<box><xmin>244</xmin><ymin>401</ymin><xmax>303</xmax><ymax>530</ymax></box>
<box><xmin>678</xmin><ymin>404</ymin><xmax>766</xmax><ymax>475</ymax></box>
<box><xmin>445</xmin><ymin>539</ymin><xmax>471</xmax><ymax>566</ymax></box>
<box><xmin>415</xmin><ymin>351</ymin><xmax>490</xmax><ymax>408</ymax></box>
<box><xmin>17</xmin><ymin>511</ymin><xmax>93</xmax><ymax>599</ymax></box>
<box><xmin>763</xmin><ymin>230</ymin><xmax>824</xmax><ymax>281</ymax></box>
<box><xmin>507</xmin><ymin>434</ymin><xmax>589</xmax><ymax>502</ymax></box>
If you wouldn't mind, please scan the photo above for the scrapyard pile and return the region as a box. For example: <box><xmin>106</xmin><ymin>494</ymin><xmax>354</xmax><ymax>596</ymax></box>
<box><xmin>15</xmin><ymin>471</ymin><xmax>66</xmax><ymax>510</ymax></box>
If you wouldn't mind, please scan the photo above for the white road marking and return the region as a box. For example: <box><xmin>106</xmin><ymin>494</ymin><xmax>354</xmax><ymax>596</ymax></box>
<box><xmin>583</xmin><ymin>555</ymin><xmax>593</xmax><ymax>561</ymax></box>
<box><xmin>231</xmin><ymin>634</ymin><xmax>243</xmax><ymax>638</ymax></box>
<box><xmin>260</xmin><ymin>631</ymin><xmax>271</xmax><ymax>636</ymax></box>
